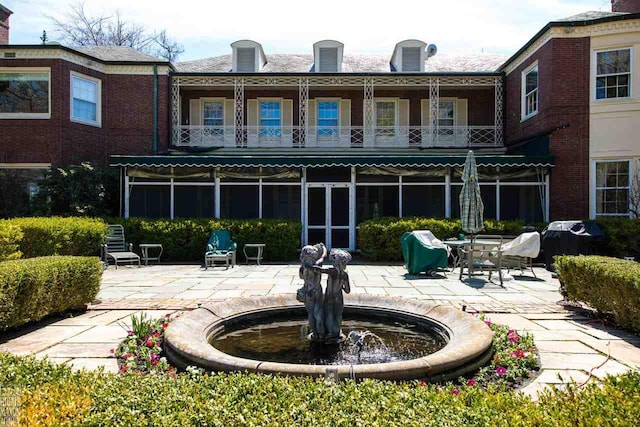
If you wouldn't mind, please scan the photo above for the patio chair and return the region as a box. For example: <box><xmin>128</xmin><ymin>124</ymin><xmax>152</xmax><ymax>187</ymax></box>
<box><xmin>458</xmin><ymin>237</ymin><xmax>504</xmax><ymax>285</ymax></box>
<box><xmin>204</xmin><ymin>230</ymin><xmax>237</xmax><ymax>270</ymax></box>
<box><xmin>401</xmin><ymin>230</ymin><xmax>449</xmax><ymax>276</ymax></box>
<box><xmin>500</xmin><ymin>232</ymin><xmax>540</xmax><ymax>278</ymax></box>
<box><xmin>102</xmin><ymin>224</ymin><xmax>140</xmax><ymax>269</ymax></box>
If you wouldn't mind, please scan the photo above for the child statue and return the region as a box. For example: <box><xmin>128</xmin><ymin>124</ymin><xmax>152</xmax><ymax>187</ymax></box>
<box><xmin>296</xmin><ymin>243</ymin><xmax>327</xmax><ymax>341</ymax></box>
<box><xmin>318</xmin><ymin>249</ymin><xmax>352</xmax><ymax>341</ymax></box>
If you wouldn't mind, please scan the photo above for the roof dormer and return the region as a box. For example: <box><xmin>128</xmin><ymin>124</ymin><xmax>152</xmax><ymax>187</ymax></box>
<box><xmin>231</xmin><ymin>40</ymin><xmax>267</xmax><ymax>73</ymax></box>
<box><xmin>391</xmin><ymin>40</ymin><xmax>434</xmax><ymax>72</ymax></box>
<box><xmin>313</xmin><ymin>40</ymin><xmax>344</xmax><ymax>73</ymax></box>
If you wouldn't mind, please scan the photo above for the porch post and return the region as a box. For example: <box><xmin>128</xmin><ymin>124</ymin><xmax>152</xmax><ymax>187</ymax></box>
<box><xmin>298</xmin><ymin>78</ymin><xmax>309</xmax><ymax>146</ymax></box>
<box><xmin>363</xmin><ymin>77</ymin><xmax>375</xmax><ymax>147</ymax></box>
<box><xmin>429</xmin><ymin>77</ymin><xmax>440</xmax><ymax>146</ymax></box>
<box><xmin>234</xmin><ymin>78</ymin><xmax>245</xmax><ymax>147</ymax></box>
<box><xmin>545</xmin><ymin>173</ymin><xmax>550</xmax><ymax>222</ymax></box>
<box><xmin>171</xmin><ymin>76</ymin><xmax>180</xmax><ymax>146</ymax></box>
<box><xmin>214</xmin><ymin>167</ymin><xmax>221</xmax><ymax>219</ymax></box>
<box><xmin>494</xmin><ymin>76</ymin><xmax>504</xmax><ymax>146</ymax></box>
<box><xmin>445</xmin><ymin>169</ymin><xmax>451</xmax><ymax>218</ymax></box>
<box><xmin>124</xmin><ymin>170</ymin><xmax>130</xmax><ymax>219</ymax></box>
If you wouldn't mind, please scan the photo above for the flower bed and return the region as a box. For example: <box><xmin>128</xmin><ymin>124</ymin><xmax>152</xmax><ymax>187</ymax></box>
<box><xmin>114</xmin><ymin>313</ymin><xmax>174</xmax><ymax>375</ymax></box>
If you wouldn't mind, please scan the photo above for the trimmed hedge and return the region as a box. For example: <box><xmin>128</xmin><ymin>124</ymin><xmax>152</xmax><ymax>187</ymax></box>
<box><xmin>0</xmin><ymin>221</ymin><xmax>23</xmax><ymax>261</ymax></box>
<box><xmin>110</xmin><ymin>218</ymin><xmax>302</xmax><ymax>262</ymax></box>
<box><xmin>2</xmin><ymin>354</ymin><xmax>640</xmax><ymax>426</ymax></box>
<box><xmin>358</xmin><ymin>217</ymin><xmax>531</xmax><ymax>261</ymax></box>
<box><xmin>0</xmin><ymin>256</ymin><xmax>103</xmax><ymax>330</ymax></box>
<box><xmin>596</xmin><ymin>217</ymin><xmax>640</xmax><ymax>260</ymax></box>
<box><xmin>556</xmin><ymin>255</ymin><xmax>640</xmax><ymax>332</ymax></box>
<box><xmin>5</xmin><ymin>217</ymin><xmax>108</xmax><ymax>258</ymax></box>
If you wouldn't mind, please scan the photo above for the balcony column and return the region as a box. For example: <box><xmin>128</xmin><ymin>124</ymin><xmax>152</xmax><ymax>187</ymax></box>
<box><xmin>429</xmin><ymin>77</ymin><xmax>439</xmax><ymax>146</ymax></box>
<box><xmin>494</xmin><ymin>76</ymin><xmax>504</xmax><ymax>146</ymax></box>
<box><xmin>170</xmin><ymin>76</ymin><xmax>180</xmax><ymax>146</ymax></box>
<box><xmin>363</xmin><ymin>77</ymin><xmax>375</xmax><ymax>147</ymax></box>
<box><xmin>298</xmin><ymin>78</ymin><xmax>309</xmax><ymax>146</ymax></box>
<box><xmin>234</xmin><ymin>78</ymin><xmax>245</xmax><ymax>147</ymax></box>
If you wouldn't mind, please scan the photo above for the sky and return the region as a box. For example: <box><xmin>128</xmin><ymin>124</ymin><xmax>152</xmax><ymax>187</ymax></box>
<box><xmin>4</xmin><ymin>0</ymin><xmax>611</xmax><ymax>62</ymax></box>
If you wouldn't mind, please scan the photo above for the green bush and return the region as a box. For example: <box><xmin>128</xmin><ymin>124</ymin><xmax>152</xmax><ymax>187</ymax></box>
<box><xmin>2</xmin><ymin>353</ymin><xmax>640</xmax><ymax>426</ymax></box>
<box><xmin>0</xmin><ymin>256</ymin><xmax>102</xmax><ymax>330</ymax></box>
<box><xmin>358</xmin><ymin>217</ymin><xmax>528</xmax><ymax>261</ymax></box>
<box><xmin>110</xmin><ymin>218</ymin><xmax>301</xmax><ymax>262</ymax></box>
<box><xmin>556</xmin><ymin>255</ymin><xmax>640</xmax><ymax>332</ymax></box>
<box><xmin>6</xmin><ymin>217</ymin><xmax>108</xmax><ymax>258</ymax></box>
<box><xmin>0</xmin><ymin>221</ymin><xmax>23</xmax><ymax>261</ymax></box>
<box><xmin>596</xmin><ymin>217</ymin><xmax>640</xmax><ymax>260</ymax></box>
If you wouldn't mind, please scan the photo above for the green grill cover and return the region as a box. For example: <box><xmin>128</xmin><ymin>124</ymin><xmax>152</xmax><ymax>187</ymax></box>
<box><xmin>401</xmin><ymin>231</ymin><xmax>449</xmax><ymax>275</ymax></box>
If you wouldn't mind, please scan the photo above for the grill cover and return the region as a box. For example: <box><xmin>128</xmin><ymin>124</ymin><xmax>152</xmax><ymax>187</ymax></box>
<box><xmin>541</xmin><ymin>221</ymin><xmax>607</xmax><ymax>271</ymax></box>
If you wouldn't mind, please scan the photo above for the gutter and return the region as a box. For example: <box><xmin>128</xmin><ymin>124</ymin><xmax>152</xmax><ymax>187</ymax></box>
<box><xmin>153</xmin><ymin>64</ymin><xmax>158</xmax><ymax>154</ymax></box>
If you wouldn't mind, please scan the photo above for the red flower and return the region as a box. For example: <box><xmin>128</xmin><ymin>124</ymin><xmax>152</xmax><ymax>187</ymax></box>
<box><xmin>121</xmin><ymin>365</ymin><xmax>128</xmax><ymax>373</ymax></box>
<box><xmin>152</xmin><ymin>360</ymin><xmax>159</xmax><ymax>366</ymax></box>
<box><xmin>495</xmin><ymin>366</ymin><xmax>507</xmax><ymax>376</ymax></box>
<box><xmin>110</xmin><ymin>348</ymin><xmax>115</xmax><ymax>354</ymax></box>
<box><xmin>467</xmin><ymin>379</ymin><xmax>476</xmax><ymax>387</ymax></box>
<box><xmin>162</xmin><ymin>322</ymin><xmax>169</xmax><ymax>329</ymax></box>
<box><xmin>168</xmin><ymin>366</ymin><xmax>176</xmax><ymax>372</ymax></box>
<box><xmin>451</xmin><ymin>389</ymin><xmax>460</xmax><ymax>396</ymax></box>
<box><xmin>510</xmin><ymin>348</ymin><xmax>525</xmax><ymax>359</ymax></box>
<box><xmin>165</xmin><ymin>313</ymin><xmax>171</xmax><ymax>318</ymax></box>
<box><xmin>419</xmin><ymin>381</ymin><xmax>427</xmax><ymax>387</ymax></box>
<box><xmin>493</xmin><ymin>355</ymin><xmax>501</xmax><ymax>362</ymax></box>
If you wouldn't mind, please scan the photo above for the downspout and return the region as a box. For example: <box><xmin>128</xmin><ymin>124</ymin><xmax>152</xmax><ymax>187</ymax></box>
<box><xmin>153</xmin><ymin>64</ymin><xmax>158</xmax><ymax>154</ymax></box>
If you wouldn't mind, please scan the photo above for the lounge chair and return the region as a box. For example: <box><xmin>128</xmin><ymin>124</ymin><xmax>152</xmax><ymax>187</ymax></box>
<box><xmin>401</xmin><ymin>230</ymin><xmax>449</xmax><ymax>276</ymax></box>
<box><xmin>500</xmin><ymin>232</ymin><xmax>540</xmax><ymax>277</ymax></box>
<box><xmin>102</xmin><ymin>224</ymin><xmax>140</xmax><ymax>269</ymax></box>
<box><xmin>205</xmin><ymin>230</ymin><xmax>237</xmax><ymax>270</ymax></box>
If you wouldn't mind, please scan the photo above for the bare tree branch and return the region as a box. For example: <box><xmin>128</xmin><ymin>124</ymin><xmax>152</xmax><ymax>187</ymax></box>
<box><xmin>150</xmin><ymin>30</ymin><xmax>185</xmax><ymax>62</ymax></box>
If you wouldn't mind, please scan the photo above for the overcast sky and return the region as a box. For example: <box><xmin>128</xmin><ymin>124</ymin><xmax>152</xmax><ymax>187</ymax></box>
<box><xmin>5</xmin><ymin>0</ymin><xmax>611</xmax><ymax>61</ymax></box>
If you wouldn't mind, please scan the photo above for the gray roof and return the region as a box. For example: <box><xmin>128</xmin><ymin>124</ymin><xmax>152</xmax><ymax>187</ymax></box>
<box><xmin>176</xmin><ymin>52</ymin><xmax>507</xmax><ymax>73</ymax></box>
<box><xmin>72</xmin><ymin>46</ymin><xmax>164</xmax><ymax>62</ymax></box>
<box><xmin>556</xmin><ymin>10</ymin><xmax>628</xmax><ymax>22</ymax></box>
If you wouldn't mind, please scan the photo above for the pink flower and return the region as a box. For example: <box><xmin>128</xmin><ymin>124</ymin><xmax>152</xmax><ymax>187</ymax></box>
<box><xmin>495</xmin><ymin>366</ymin><xmax>507</xmax><ymax>376</ymax></box>
<box><xmin>110</xmin><ymin>348</ymin><xmax>115</xmax><ymax>354</ymax></box>
<box><xmin>484</xmin><ymin>320</ymin><xmax>492</xmax><ymax>326</ymax></box>
<box><xmin>467</xmin><ymin>379</ymin><xmax>476</xmax><ymax>387</ymax></box>
<box><xmin>510</xmin><ymin>348</ymin><xmax>525</xmax><ymax>359</ymax></box>
<box><xmin>508</xmin><ymin>335</ymin><xmax>520</xmax><ymax>344</ymax></box>
<box><xmin>165</xmin><ymin>313</ymin><xmax>171</xmax><ymax>318</ymax></box>
<box><xmin>127</xmin><ymin>330</ymin><xmax>134</xmax><ymax>336</ymax></box>
<box><xmin>451</xmin><ymin>389</ymin><xmax>460</xmax><ymax>396</ymax></box>
<box><xmin>169</xmin><ymin>372</ymin><xmax>176</xmax><ymax>378</ymax></box>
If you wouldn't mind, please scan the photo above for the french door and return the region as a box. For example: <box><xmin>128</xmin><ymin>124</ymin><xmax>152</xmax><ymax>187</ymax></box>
<box><xmin>305</xmin><ymin>184</ymin><xmax>354</xmax><ymax>250</ymax></box>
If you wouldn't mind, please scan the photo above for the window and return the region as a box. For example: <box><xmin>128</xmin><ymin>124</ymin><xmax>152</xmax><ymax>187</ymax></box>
<box><xmin>318</xmin><ymin>48</ymin><xmax>338</xmax><ymax>72</ymax></box>
<box><xmin>221</xmin><ymin>185</ymin><xmax>259</xmax><ymax>219</ymax></box>
<box><xmin>522</xmin><ymin>63</ymin><xmax>538</xmax><ymax>119</ymax></box>
<box><xmin>402</xmin><ymin>47</ymin><xmax>422</xmax><ymax>72</ymax></box>
<box><xmin>0</xmin><ymin>69</ymin><xmax>50</xmax><ymax>118</ymax></box>
<box><xmin>596</xmin><ymin>49</ymin><xmax>631</xmax><ymax>100</ymax></box>
<box><xmin>438</xmin><ymin>101</ymin><xmax>455</xmax><ymax>135</ymax></box>
<box><xmin>259</xmin><ymin>101</ymin><xmax>281</xmax><ymax>137</ymax></box>
<box><xmin>595</xmin><ymin>161</ymin><xmax>630</xmax><ymax>217</ymax></box>
<box><xmin>262</xmin><ymin>185</ymin><xmax>301</xmax><ymax>220</ymax></box>
<box><xmin>203</xmin><ymin>101</ymin><xmax>224</xmax><ymax>135</ymax></box>
<box><xmin>236</xmin><ymin>47</ymin><xmax>257</xmax><ymax>73</ymax></box>
<box><xmin>375</xmin><ymin>100</ymin><xmax>396</xmax><ymax>136</ymax></box>
<box><xmin>317</xmin><ymin>101</ymin><xmax>339</xmax><ymax>136</ymax></box>
<box><xmin>356</xmin><ymin>186</ymin><xmax>399</xmax><ymax>222</ymax></box>
<box><xmin>71</xmin><ymin>73</ymin><xmax>100</xmax><ymax>126</ymax></box>
<box><xmin>174</xmin><ymin>186</ymin><xmax>214</xmax><ymax>218</ymax></box>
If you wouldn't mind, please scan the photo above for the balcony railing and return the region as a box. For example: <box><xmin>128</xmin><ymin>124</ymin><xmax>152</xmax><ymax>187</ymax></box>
<box><xmin>175</xmin><ymin>125</ymin><xmax>500</xmax><ymax>148</ymax></box>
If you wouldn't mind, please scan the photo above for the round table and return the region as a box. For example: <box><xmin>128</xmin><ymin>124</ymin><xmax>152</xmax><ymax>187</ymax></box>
<box><xmin>243</xmin><ymin>243</ymin><xmax>266</xmax><ymax>265</ymax></box>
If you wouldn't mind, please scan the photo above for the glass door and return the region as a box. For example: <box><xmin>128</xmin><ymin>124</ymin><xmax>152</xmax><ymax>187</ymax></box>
<box><xmin>305</xmin><ymin>184</ymin><xmax>353</xmax><ymax>250</ymax></box>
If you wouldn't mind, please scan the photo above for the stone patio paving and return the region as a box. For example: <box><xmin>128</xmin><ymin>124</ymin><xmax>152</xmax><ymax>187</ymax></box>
<box><xmin>1</xmin><ymin>263</ymin><xmax>639</xmax><ymax>399</ymax></box>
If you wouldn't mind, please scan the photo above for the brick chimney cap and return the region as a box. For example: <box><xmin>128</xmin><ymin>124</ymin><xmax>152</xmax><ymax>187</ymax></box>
<box><xmin>0</xmin><ymin>3</ymin><xmax>13</xmax><ymax>15</ymax></box>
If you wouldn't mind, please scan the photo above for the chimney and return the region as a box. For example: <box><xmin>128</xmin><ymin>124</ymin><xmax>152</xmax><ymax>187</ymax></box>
<box><xmin>0</xmin><ymin>3</ymin><xmax>12</xmax><ymax>45</ymax></box>
<box><xmin>611</xmin><ymin>0</ymin><xmax>640</xmax><ymax>13</ymax></box>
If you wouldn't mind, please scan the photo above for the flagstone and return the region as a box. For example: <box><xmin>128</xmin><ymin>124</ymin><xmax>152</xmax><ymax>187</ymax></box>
<box><xmin>37</xmin><ymin>343</ymin><xmax>115</xmax><ymax>358</ymax></box>
<box><xmin>69</xmin><ymin>358</ymin><xmax>119</xmax><ymax>373</ymax></box>
<box><xmin>534</xmin><ymin>369</ymin><xmax>591</xmax><ymax>384</ymax></box>
<box><xmin>535</xmin><ymin>340</ymin><xmax>598</xmax><ymax>354</ymax></box>
<box><xmin>538</xmin><ymin>352</ymin><xmax>609</xmax><ymax>371</ymax></box>
<box><xmin>65</xmin><ymin>325</ymin><xmax>129</xmax><ymax>343</ymax></box>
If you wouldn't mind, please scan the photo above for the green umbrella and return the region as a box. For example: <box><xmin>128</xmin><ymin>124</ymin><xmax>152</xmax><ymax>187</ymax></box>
<box><xmin>459</xmin><ymin>150</ymin><xmax>484</xmax><ymax>235</ymax></box>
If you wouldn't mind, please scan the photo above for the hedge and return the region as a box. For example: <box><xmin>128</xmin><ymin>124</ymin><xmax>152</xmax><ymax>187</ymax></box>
<box><xmin>2</xmin><ymin>354</ymin><xmax>640</xmax><ymax>426</ymax></box>
<box><xmin>110</xmin><ymin>218</ymin><xmax>302</xmax><ymax>262</ymax></box>
<box><xmin>596</xmin><ymin>217</ymin><xmax>640</xmax><ymax>260</ymax></box>
<box><xmin>556</xmin><ymin>255</ymin><xmax>640</xmax><ymax>332</ymax></box>
<box><xmin>358</xmin><ymin>217</ymin><xmax>532</xmax><ymax>261</ymax></box>
<box><xmin>5</xmin><ymin>217</ymin><xmax>108</xmax><ymax>258</ymax></box>
<box><xmin>0</xmin><ymin>256</ymin><xmax>103</xmax><ymax>330</ymax></box>
<box><xmin>0</xmin><ymin>221</ymin><xmax>23</xmax><ymax>261</ymax></box>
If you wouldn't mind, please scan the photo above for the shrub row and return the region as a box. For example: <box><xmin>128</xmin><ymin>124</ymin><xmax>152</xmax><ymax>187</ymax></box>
<box><xmin>0</xmin><ymin>221</ymin><xmax>23</xmax><ymax>261</ymax></box>
<box><xmin>358</xmin><ymin>217</ymin><xmax>532</xmax><ymax>261</ymax></box>
<box><xmin>556</xmin><ymin>255</ymin><xmax>640</xmax><ymax>332</ymax></box>
<box><xmin>4</xmin><ymin>217</ymin><xmax>108</xmax><ymax>258</ymax></box>
<box><xmin>596</xmin><ymin>217</ymin><xmax>640</xmax><ymax>260</ymax></box>
<box><xmin>0</xmin><ymin>256</ymin><xmax>103</xmax><ymax>330</ymax></box>
<box><xmin>110</xmin><ymin>218</ymin><xmax>302</xmax><ymax>262</ymax></box>
<box><xmin>1</xmin><ymin>353</ymin><xmax>640</xmax><ymax>426</ymax></box>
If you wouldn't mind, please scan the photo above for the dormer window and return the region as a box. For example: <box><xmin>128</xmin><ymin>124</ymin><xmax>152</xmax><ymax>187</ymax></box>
<box><xmin>313</xmin><ymin>40</ymin><xmax>344</xmax><ymax>73</ymax></box>
<box><xmin>231</xmin><ymin>40</ymin><xmax>267</xmax><ymax>73</ymax></box>
<box><xmin>402</xmin><ymin>47</ymin><xmax>421</xmax><ymax>72</ymax></box>
<box><xmin>391</xmin><ymin>40</ymin><xmax>429</xmax><ymax>72</ymax></box>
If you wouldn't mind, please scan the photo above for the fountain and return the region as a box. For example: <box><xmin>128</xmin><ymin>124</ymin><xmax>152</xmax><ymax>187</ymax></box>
<box><xmin>165</xmin><ymin>243</ymin><xmax>495</xmax><ymax>381</ymax></box>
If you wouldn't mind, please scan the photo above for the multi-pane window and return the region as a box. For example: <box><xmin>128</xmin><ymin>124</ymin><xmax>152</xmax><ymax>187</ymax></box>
<box><xmin>596</xmin><ymin>49</ymin><xmax>631</xmax><ymax>100</ymax></box>
<box><xmin>375</xmin><ymin>101</ymin><xmax>396</xmax><ymax>136</ymax></box>
<box><xmin>260</xmin><ymin>101</ymin><xmax>281</xmax><ymax>137</ymax></box>
<box><xmin>438</xmin><ymin>101</ymin><xmax>455</xmax><ymax>135</ymax></box>
<box><xmin>0</xmin><ymin>70</ymin><xmax>50</xmax><ymax>116</ymax></box>
<box><xmin>595</xmin><ymin>161</ymin><xmax>630</xmax><ymax>217</ymax></box>
<box><xmin>71</xmin><ymin>74</ymin><xmax>99</xmax><ymax>125</ymax></box>
<box><xmin>203</xmin><ymin>101</ymin><xmax>224</xmax><ymax>135</ymax></box>
<box><xmin>522</xmin><ymin>65</ymin><xmax>538</xmax><ymax>119</ymax></box>
<box><xmin>317</xmin><ymin>101</ymin><xmax>338</xmax><ymax>136</ymax></box>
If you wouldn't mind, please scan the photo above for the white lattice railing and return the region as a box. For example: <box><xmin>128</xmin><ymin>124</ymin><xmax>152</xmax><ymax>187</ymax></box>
<box><xmin>175</xmin><ymin>125</ymin><xmax>500</xmax><ymax>148</ymax></box>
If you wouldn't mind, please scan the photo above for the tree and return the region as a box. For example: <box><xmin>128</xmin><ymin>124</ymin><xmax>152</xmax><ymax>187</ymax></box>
<box><xmin>47</xmin><ymin>1</ymin><xmax>184</xmax><ymax>62</ymax></box>
<box><xmin>629</xmin><ymin>168</ymin><xmax>640</xmax><ymax>218</ymax></box>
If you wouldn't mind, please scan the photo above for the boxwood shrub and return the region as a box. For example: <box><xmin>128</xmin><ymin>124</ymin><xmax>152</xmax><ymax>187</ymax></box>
<box><xmin>110</xmin><ymin>218</ymin><xmax>301</xmax><ymax>262</ymax></box>
<box><xmin>6</xmin><ymin>217</ymin><xmax>108</xmax><ymax>258</ymax></box>
<box><xmin>0</xmin><ymin>221</ymin><xmax>23</xmax><ymax>261</ymax></box>
<box><xmin>596</xmin><ymin>217</ymin><xmax>640</xmax><ymax>260</ymax></box>
<box><xmin>358</xmin><ymin>217</ymin><xmax>529</xmax><ymax>261</ymax></box>
<box><xmin>0</xmin><ymin>256</ymin><xmax>103</xmax><ymax>330</ymax></box>
<box><xmin>556</xmin><ymin>255</ymin><xmax>640</xmax><ymax>332</ymax></box>
<box><xmin>1</xmin><ymin>353</ymin><xmax>640</xmax><ymax>426</ymax></box>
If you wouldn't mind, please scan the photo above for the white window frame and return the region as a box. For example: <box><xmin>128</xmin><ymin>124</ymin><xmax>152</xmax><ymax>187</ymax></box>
<box><xmin>437</xmin><ymin>98</ymin><xmax>457</xmax><ymax>135</ymax></box>
<box><xmin>593</xmin><ymin>47</ymin><xmax>633</xmax><ymax>102</ymax></box>
<box><xmin>521</xmin><ymin>61</ymin><xmax>538</xmax><ymax>121</ymax></box>
<box><xmin>258</xmin><ymin>97</ymin><xmax>283</xmax><ymax>138</ymax></box>
<box><xmin>316</xmin><ymin>97</ymin><xmax>341</xmax><ymax>138</ymax></box>
<box><xmin>200</xmin><ymin>97</ymin><xmax>225</xmax><ymax>133</ymax></box>
<box><xmin>591</xmin><ymin>159</ymin><xmax>632</xmax><ymax>218</ymax></box>
<box><xmin>70</xmin><ymin>71</ymin><xmax>101</xmax><ymax>127</ymax></box>
<box><xmin>0</xmin><ymin>67</ymin><xmax>51</xmax><ymax>119</ymax></box>
<box><xmin>374</xmin><ymin>98</ymin><xmax>398</xmax><ymax>137</ymax></box>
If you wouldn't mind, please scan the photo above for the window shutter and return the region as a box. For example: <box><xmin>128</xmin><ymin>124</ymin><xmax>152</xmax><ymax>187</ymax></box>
<box><xmin>189</xmin><ymin>99</ymin><xmax>201</xmax><ymax>125</ymax></box>
<box><xmin>247</xmin><ymin>100</ymin><xmax>258</xmax><ymax>126</ymax></box>
<box><xmin>236</xmin><ymin>48</ymin><xmax>256</xmax><ymax>72</ymax></box>
<box><xmin>399</xmin><ymin>99</ymin><xmax>410</xmax><ymax>127</ymax></box>
<box><xmin>421</xmin><ymin>99</ymin><xmax>429</xmax><ymax>126</ymax></box>
<box><xmin>308</xmin><ymin>100</ymin><xmax>316</xmax><ymax>127</ymax></box>
<box><xmin>402</xmin><ymin>47</ymin><xmax>421</xmax><ymax>72</ymax></box>
<box><xmin>318</xmin><ymin>48</ymin><xmax>338</xmax><ymax>72</ymax></box>
<box><xmin>283</xmin><ymin>99</ymin><xmax>293</xmax><ymax>146</ymax></box>
<box><xmin>456</xmin><ymin>99</ymin><xmax>468</xmax><ymax>126</ymax></box>
<box><xmin>224</xmin><ymin>99</ymin><xmax>234</xmax><ymax>127</ymax></box>
<box><xmin>340</xmin><ymin>99</ymin><xmax>351</xmax><ymax>127</ymax></box>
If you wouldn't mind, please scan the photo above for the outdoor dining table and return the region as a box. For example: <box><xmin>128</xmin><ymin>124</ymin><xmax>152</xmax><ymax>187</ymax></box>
<box><xmin>444</xmin><ymin>239</ymin><xmax>503</xmax><ymax>276</ymax></box>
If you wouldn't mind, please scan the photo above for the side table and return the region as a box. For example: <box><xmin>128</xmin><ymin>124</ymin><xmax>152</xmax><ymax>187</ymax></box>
<box><xmin>139</xmin><ymin>243</ymin><xmax>163</xmax><ymax>266</ymax></box>
<box><xmin>243</xmin><ymin>243</ymin><xmax>266</xmax><ymax>265</ymax></box>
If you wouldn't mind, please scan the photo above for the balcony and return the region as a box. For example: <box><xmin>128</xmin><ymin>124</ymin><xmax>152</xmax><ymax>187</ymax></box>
<box><xmin>175</xmin><ymin>125</ymin><xmax>500</xmax><ymax>149</ymax></box>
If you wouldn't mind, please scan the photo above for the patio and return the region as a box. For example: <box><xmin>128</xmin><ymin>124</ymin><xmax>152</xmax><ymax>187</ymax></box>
<box><xmin>1</xmin><ymin>263</ymin><xmax>639</xmax><ymax>399</ymax></box>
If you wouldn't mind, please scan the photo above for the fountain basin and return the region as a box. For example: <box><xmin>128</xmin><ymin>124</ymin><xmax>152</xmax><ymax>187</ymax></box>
<box><xmin>165</xmin><ymin>294</ymin><xmax>494</xmax><ymax>381</ymax></box>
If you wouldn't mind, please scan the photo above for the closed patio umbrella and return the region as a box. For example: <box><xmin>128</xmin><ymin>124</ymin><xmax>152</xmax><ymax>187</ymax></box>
<box><xmin>459</xmin><ymin>150</ymin><xmax>484</xmax><ymax>237</ymax></box>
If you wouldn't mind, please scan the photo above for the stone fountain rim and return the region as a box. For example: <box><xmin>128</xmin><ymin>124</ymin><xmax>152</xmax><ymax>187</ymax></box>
<box><xmin>164</xmin><ymin>294</ymin><xmax>494</xmax><ymax>380</ymax></box>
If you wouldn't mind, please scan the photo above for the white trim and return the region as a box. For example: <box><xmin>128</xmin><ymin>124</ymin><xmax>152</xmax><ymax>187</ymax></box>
<box><xmin>231</xmin><ymin>40</ymin><xmax>267</xmax><ymax>72</ymax></box>
<box><xmin>0</xmin><ymin>67</ymin><xmax>51</xmax><ymax>119</ymax></box>
<box><xmin>200</xmin><ymin>97</ymin><xmax>225</xmax><ymax>127</ymax></box>
<box><xmin>591</xmin><ymin>159</ymin><xmax>633</xmax><ymax>218</ymax></box>
<box><xmin>374</xmin><ymin>97</ymin><xmax>399</xmax><ymax>136</ymax></box>
<box><xmin>70</xmin><ymin>71</ymin><xmax>102</xmax><ymax>127</ymax></box>
<box><xmin>315</xmin><ymin>97</ymin><xmax>341</xmax><ymax>136</ymax></box>
<box><xmin>313</xmin><ymin>40</ymin><xmax>344</xmax><ymax>73</ymax></box>
<box><xmin>521</xmin><ymin>61</ymin><xmax>538</xmax><ymax>121</ymax></box>
<box><xmin>257</xmin><ymin>97</ymin><xmax>283</xmax><ymax>136</ymax></box>
<box><xmin>0</xmin><ymin>163</ymin><xmax>51</xmax><ymax>169</ymax></box>
<box><xmin>391</xmin><ymin>39</ymin><xmax>428</xmax><ymax>72</ymax></box>
<box><xmin>592</xmin><ymin>47</ymin><xmax>633</xmax><ymax>103</ymax></box>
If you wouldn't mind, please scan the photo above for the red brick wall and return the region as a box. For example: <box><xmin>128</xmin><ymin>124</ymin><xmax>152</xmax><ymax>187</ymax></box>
<box><xmin>505</xmin><ymin>37</ymin><xmax>591</xmax><ymax>220</ymax></box>
<box><xmin>0</xmin><ymin>8</ymin><xmax>9</xmax><ymax>45</ymax></box>
<box><xmin>611</xmin><ymin>0</ymin><xmax>640</xmax><ymax>13</ymax></box>
<box><xmin>0</xmin><ymin>58</ymin><xmax>169</xmax><ymax>166</ymax></box>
